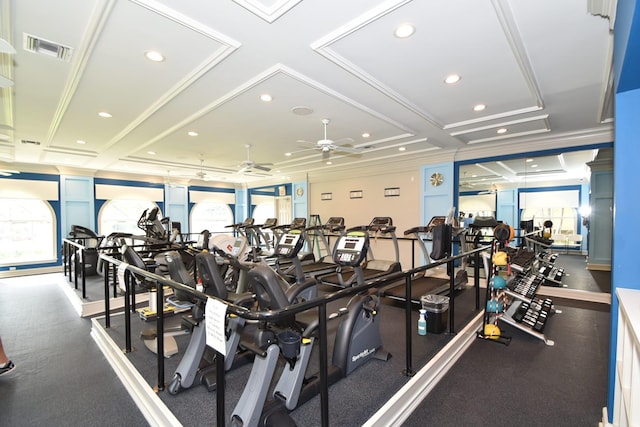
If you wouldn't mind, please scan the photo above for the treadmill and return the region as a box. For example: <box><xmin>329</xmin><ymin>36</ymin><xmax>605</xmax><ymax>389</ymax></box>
<box><xmin>383</xmin><ymin>216</ymin><xmax>468</xmax><ymax>304</ymax></box>
<box><xmin>292</xmin><ymin>217</ymin><xmax>346</xmax><ymax>278</ymax></box>
<box><xmin>319</xmin><ymin>217</ymin><xmax>402</xmax><ymax>288</ymax></box>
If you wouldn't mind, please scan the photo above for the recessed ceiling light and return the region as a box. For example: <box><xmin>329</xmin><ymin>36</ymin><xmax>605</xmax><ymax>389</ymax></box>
<box><xmin>473</xmin><ymin>104</ymin><xmax>486</xmax><ymax>112</ymax></box>
<box><xmin>147</xmin><ymin>151</ymin><xmax>156</xmax><ymax>155</ymax></box>
<box><xmin>326</xmin><ymin>161</ymin><xmax>332</xmax><ymax>165</ymax></box>
<box><xmin>144</xmin><ymin>50</ymin><xmax>165</xmax><ymax>62</ymax></box>
<box><xmin>394</xmin><ymin>23</ymin><xmax>415</xmax><ymax>38</ymax></box>
<box><xmin>187</xmin><ymin>131</ymin><xmax>198</xmax><ymax>137</ymax></box>
<box><xmin>531</xmin><ymin>164</ymin><xmax>538</xmax><ymax>168</ymax></box>
<box><xmin>98</xmin><ymin>111</ymin><xmax>112</xmax><ymax>118</ymax></box>
<box><xmin>398</xmin><ymin>147</ymin><xmax>406</xmax><ymax>152</ymax></box>
<box><xmin>260</xmin><ymin>94</ymin><xmax>272</xmax><ymax>102</ymax></box>
<box><xmin>285</xmin><ymin>152</ymin><xmax>292</xmax><ymax>157</ymax></box>
<box><xmin>291</xmin><ymin>106</ymin><xmax>313</xmax><ymax>116</ymax></box>
<box><xmin>497</xmin><ymin>128</ymin><xmax>507</xmax><ymax>134</ymax></box>
<box><xmin>526</xmin><ymin>158</ymin><xmax>534</xmax><ymax>162</ymax></box>
<box><xmin>362</xmin><ymin>132</ymin><xmax>370</xmax><ymax>138</ymax></box>
<box><xmin>76</xmin><ymin>140</ymin><xmax>86</xmax><ymax>144</ymax></box>
<box><xmin>444</xmin><ymin>74</ymin><xmax>461</xmax><ymax>84</ymax></box>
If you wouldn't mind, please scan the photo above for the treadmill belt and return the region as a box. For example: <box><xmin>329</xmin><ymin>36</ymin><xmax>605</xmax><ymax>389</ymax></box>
<box><xmin>383</xmin><ymin>276</ymin><xmax>450</xmax><ymax>304</ymax></box>
<box><xmin>301</xmin><ymin>261</ymin><xmax>337</xmax><ymax>276</ymax></box>
<box><xmin>320</xmin><ymin>268</ymin><xmax>389</xmax><ymax>287</ymax></box>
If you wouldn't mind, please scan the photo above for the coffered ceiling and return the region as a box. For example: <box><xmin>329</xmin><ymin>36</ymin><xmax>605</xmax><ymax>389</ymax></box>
<box><xmin>0</xmin><ymin>0</ymin><xmax>615</xmax><ymax>185</ymax></box>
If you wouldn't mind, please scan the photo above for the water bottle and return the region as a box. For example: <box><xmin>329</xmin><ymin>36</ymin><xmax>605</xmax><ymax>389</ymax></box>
<box><xmin>418</xmin><ymin>309</ymin><xmax>427</xmax><ymax>335</ymax></box>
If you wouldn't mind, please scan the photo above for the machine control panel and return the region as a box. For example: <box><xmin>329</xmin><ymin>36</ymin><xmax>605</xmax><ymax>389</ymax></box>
<box><xmin>333</xmin><ymin>232</ymin><xmax>369</xmax><ymax>267</ymax></box>
<box><xmin>275</xmin><ymin>230</ymin><xmax>304</xmax><ymax>259</ymax></box>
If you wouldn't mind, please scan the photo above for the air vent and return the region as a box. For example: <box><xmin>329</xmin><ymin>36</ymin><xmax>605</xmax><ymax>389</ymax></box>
<box><xmin>21</xmin><ymin>139</ymin><xmax>41</xmax><ymax>146</ymax></box>
<box><xmin>23</xmin><ymin>33</ymin><xmax>72</xmax><ymax>61</ymax></box>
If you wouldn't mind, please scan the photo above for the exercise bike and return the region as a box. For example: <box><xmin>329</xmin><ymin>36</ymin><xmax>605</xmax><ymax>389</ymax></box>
<box><xmin>230</xmin><ymin>229</ymin><xmax>391</xmax><ymax>427</ymax></box>
<box><xmin>165</xmin><ymin>250</ymin><xmax>256</xmax><ymax>394</ymax></box>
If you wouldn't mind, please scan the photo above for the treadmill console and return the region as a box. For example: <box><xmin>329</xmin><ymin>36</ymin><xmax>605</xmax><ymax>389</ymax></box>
<box><xmin>333</xmin><ymin>232</ymin><xmax>369</xmax><ymax>266</ymax></box>
<box><xmin>275</xmin><ymin>229</ymin><xmax>304</xmax><ymax>259</ymax></box>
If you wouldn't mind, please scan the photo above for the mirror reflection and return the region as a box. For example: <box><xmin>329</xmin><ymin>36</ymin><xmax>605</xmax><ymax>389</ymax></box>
<box><xmin>457</xmin><ymin>147</ymin><xmax>611</xmax><ymax>294</ymax></box>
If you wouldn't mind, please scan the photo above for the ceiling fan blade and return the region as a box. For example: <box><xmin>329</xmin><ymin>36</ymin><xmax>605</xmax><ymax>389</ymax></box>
<box><xmin>0</xmin><ymin>38</ymin><xmax>16</xmax><ymax>54</ymax></box>
<box><xmin>0</xmin><ymin>74</ymin><xmax>14</xmax><ymax>88</ymax></box>
<box><xmin>334</xmin><ymin>145</ymin><xmax>362</xmax><ymax>154</ymax></box>
<box><xmin>253</xmin><ymin>164</ymin><xmax>271</xmax><ymax>172</ymax></box>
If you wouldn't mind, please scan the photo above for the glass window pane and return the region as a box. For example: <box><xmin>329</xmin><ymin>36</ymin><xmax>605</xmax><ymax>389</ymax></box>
<box><xmin>0</xmin><ymin>199</ymin><xmax>56</xmax><ymax>264</ymax></box>
<box><xmin>191</xmin><ymin>201</ymin><xmax>234</xmax><ymax>234</ymax></box>
<box><xmin>99</xmin><ymin>200</ymin><xmax>159</xmax><ymax>236</ymax></box>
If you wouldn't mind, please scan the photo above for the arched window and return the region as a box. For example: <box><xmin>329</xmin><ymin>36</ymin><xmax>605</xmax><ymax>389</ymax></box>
<box><xmin>191</xmin><ymin>201</ymin><xmax>234</xmax><ymax>234</ymax></box>
<box><xmin>252</xmin><ymin>201</ymin><xmax>275</xmax><ymax>225</ymax></box>
<box><xmin>99</xmin><ymin>199</ymin><xmax>159</xmax><ymax>236</ymax></box>
<box><xmin>0</xmin><ymin>198</ymin><xmax>56</xmax><ymax>265</ymax></box>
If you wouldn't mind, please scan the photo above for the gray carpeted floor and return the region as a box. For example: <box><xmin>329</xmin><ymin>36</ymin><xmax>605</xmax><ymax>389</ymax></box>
<box><xmin>403</xmin><ymin>256</ymin><xmax>611</xmax><ymax>427</ymax></box>
<box><xmin>3</xmin><ymin>251</ymin><xmax>611</xmax><ymax>426</ymax></box>
<box><xmin>0</xmin><ymin>274</ymin><xmax>147</xmax><ymax>427</ymax></box>
<box><xmin>97</xmin><ymin>286</ymin><xmax>481</xmax><ymax>426</ymax></box>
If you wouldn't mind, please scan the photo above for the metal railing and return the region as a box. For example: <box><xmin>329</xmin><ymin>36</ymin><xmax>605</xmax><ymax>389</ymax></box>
<box><xmin>98</xmin><ymin>244</ymin><xmax>488</xmax><ymax>426</ymax></box>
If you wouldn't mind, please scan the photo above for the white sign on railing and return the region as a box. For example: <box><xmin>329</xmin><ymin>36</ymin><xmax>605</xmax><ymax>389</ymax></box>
<box><xmin>205</xmin><ymin>297</ymin><xmax>228</xmax><ymax>355</ymax></box>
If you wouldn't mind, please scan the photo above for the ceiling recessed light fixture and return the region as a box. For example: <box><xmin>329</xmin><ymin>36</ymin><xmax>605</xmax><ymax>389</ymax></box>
<box><xmin>394</xmin><ymin>23</ymin><xmax>415</xmax><ymax>38</ymax></box>
<box><xmin>444</xmin><ymin>74</ymin><xmax>461</xmax><ymax>84</ymax></box>
<box><xmin>473</xmin><ymin>104</ymin><xmax>486</xmax><ymax>112</ymax></box>
<box><xmin>76</xmin><ymin>140</ymin><xmax>86</xmax><ymax>144</ymax></box>
<box><xmin>147</xmin><ymin>151</ymin><xmax>156</xmax><ymax>155</ymax></box>
<box><xmin>497</xmin><ymin>128</ymin><xmax>507</xmax><ymax>134</ymax></box>
<box><xmin>98</xmin><ymin>111</ymin><xmax>112</xmax><ymax>118</ymax></box>
<box><xmin>260</xmin><ymin>94</ymin><xmax>272</xmax><ymax>102</ymax></box>
<box><xmin>526</xmin><ymin>158</ymin><xmax>534</xmax><ymax>162</ymax></box>
<box><xmin>291</xmin><ymin>106</ymin><xmax>313</xmax><ymax>116</ymax></box>
<box><xmin>398</xmin><ymin>146</ymin><xmax>406</xmax><ymax>152</ymax></box>
<box><xmin>326</xmin><ymin>161</ymin><xmax>332</xmax><ymax>165</ymax></box>
<box><xmin>187</xmin><ymin>131</ymin><xmax>198</xmax><ymax>137</ymax></box>
<box><xmin>362</xmin><ymin>132</ymin><xmax>370</xmax><ymax>138</ymax></box>
<box><xmin>531</xmin><ymin>164</ymin><xmax>538</xmax><ymax>168</ymax></box>
<box><xmin>285</xmin><ymin>152</ymin><xmax>292</xmax><ymax>157</ymax></box>
<box><xmin>144</xmin><ymin>50</ymin><xmax>165</xmax><ymax>62</ymax></box>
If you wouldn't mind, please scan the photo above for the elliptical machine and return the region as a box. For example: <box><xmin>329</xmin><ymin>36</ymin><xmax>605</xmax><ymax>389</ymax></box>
<box><xmin>165</xmin><ymin>250</ymin><xmax>255</xmax><ymax>394</ymax></box>
<box><xmin>230</xmin><ymin>229</ymin><xmax>391</xmax><ymax>427</ymax></box>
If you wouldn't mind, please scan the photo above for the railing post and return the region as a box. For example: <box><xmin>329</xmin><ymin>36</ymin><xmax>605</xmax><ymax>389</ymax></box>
<box><xmin>124</xmin><ymin>270</ymin><xmax>132</xmax><ymax>353</ymax></box>
<box><xmin>216</xmin><ymin>350</ymin><xmax>225</xmax><ymax>424</ymax></box>
<box><xmin>156</xmin><ymin>283</ymin><xmax>165</xmax><ymax>391</ymax></box>
<box><xmin>319</xmin><ymin>303</ymin><xmax>329</xmax><ymax>427</ymax></box>
<box><xmin>81</xmin><ymin>248</ymin><xmax>87</xmax><ymax>299</ymax></box>
<box><xmin>403</xmin><ymin>273</ymin><xmax>414</xmax><ymax>376</ymax></box>
<box><xmin>104</xmin><ymin>264</ymin><xmax>110</xmax><ymax>328</ymax></box>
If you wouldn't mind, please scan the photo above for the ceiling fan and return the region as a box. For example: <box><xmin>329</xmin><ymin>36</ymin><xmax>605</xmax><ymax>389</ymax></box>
<box><xmin>0</xmin><ymin>37</ymin><xmax>15</xmax><ymax>88</ymax></box>
<box><xmin>194</xmin><ymin>156</ymin><xmax>214</xmax><ymax>181</ymax></box>
<box><xmin>0</xmin><ymin>169</ymin><xmax>19</xmax><ymax>177</ymax></box>
<box><xmin>304</xmin><ymin>119</ymin><xmax>363</xmax><ymax>159</ymax></box>
<box><xmin>237</xmin><ymin>144</ymin><xmax>272</xmax><ymax>174</ymax></box>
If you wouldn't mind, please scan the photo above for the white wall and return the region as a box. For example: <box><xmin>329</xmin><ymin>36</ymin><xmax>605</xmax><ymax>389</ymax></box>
<box><xmin>309</xmin><ymin>170</ymin><xmax>421</xmax><ymax>270</ymax></box>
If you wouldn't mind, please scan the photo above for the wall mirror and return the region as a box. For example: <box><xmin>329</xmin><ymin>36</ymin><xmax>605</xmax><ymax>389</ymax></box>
<box><xmin>456</xmin><ymin>144</ymin><xmax>612</xmax><ymax>294</ymax></box>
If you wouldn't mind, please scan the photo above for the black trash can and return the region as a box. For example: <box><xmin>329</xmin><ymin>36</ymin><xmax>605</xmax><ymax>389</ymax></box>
<box><xmin>420</xmin><ymin>294</ymin><xmax>449</xmax><ymax>334</ymax></box>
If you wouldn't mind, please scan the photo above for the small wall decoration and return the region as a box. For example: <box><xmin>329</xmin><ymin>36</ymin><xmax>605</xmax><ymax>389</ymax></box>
<box><xmin>384</xmin><ymin>187</ymin><xmax>400</xmax><ymax>197</ymax></box>
<box><xmin>350</xmin><ymin>190</ymin><xmax>363</xmax><ymax>199</ymax></box>
<box><xmin>321</xmin><ymin>192</ymin><xmax>332</xmax><ymax>200</ymax></box>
